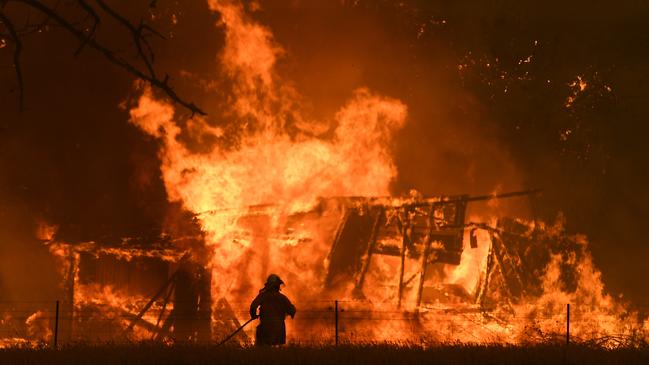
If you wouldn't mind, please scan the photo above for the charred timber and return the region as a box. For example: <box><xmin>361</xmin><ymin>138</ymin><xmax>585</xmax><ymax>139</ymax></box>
<box><xmin>195</xmin><ymin>188</ymin><xmax>541</xmax><ymax>216</ymax></box>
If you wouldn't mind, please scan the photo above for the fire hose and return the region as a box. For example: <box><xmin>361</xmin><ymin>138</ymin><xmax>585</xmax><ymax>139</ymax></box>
<box><xmin>215</xmin><ymin>317</ymin><xmax>256</xmax><ymax>346</ymax></box>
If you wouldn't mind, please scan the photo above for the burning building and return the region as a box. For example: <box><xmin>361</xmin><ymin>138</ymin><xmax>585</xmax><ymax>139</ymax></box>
<box><xmin>2</xmin><ymin>0</ymin><xmax>649</xmax><ymax>349</ymax></box>
<box><xmin>35</xmin><ymin>187</ymin><xmax>645</xmax><ymax>346</ymax></box>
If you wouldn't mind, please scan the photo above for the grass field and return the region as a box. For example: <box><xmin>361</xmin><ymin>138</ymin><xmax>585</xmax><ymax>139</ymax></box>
<box><xmin>1</xmin><ymin>343</ymin><xmax>649</xmax><ymax>365</ymax></box>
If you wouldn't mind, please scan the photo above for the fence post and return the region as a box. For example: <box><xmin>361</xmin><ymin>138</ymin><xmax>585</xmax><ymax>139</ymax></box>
<box><xmin>566</xmin><ymin>303</ymin><xmax>570</xmax><ymax>346</ymax></box>
<box><xmin>335</xmin><ymin>300</ymin><xmax>339</xmax><ymax>346</ymax></box>
<box><xmin>54</xmin><ymin>300</ymin><xmax>59</xmax><ymax>349</ymax></box>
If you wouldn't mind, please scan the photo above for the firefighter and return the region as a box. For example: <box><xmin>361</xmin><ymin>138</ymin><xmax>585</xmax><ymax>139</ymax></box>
<box><xmin>249</xmin><ymin>274</ymin><xmax>296</xmax><ymax>345</ymax></box>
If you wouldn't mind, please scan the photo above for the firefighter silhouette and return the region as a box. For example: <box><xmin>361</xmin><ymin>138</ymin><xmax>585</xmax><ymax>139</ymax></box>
<box><xmin>249</xmin><ymin>274</ymin><xmax>296</xmax><ymax>345</ymax></box>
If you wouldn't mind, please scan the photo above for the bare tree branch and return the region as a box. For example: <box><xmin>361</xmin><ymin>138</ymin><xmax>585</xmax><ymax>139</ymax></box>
<box><xmin>94</xmin><ymin>0</ymin><xmax>157</xmax><ymax>78</ymax></box>
<box><xmin>2</xmin><ymin>0</ymin><xmax>206</xmax><ymax>116</ymax></box>
<box><xmin>74</xmin><ymin>0</ymin><xmax>100</xmax><ymax>56</ymax></box>
<box><xmin>0</xmin><ymin>8</ymin><xmax>24</xmax><ymax>111</ymax></box>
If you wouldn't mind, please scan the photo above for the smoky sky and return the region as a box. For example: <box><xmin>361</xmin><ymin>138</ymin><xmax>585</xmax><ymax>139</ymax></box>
<box><xmin>1</xmin><ymin>0</ymin><xmax>649</xmax><ymax>304</ymax></box>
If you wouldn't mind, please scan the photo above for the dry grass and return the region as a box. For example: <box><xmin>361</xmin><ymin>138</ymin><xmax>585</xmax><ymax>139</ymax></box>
<box><xmin>1</xmin><ymin>343</ymin><xmax>648</xmax><ymax>365</ymax></box>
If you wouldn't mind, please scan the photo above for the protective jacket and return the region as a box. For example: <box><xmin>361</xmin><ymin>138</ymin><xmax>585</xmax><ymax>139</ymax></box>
<box><xmin>249</xmin><ymin>288</ymin><xmax>296</xmax><ymax>345</ymax></box>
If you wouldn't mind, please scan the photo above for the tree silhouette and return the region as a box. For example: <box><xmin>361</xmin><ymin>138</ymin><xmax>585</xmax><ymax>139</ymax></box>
<box><xmin>0</xmin><ymin>0</ymin><xmax>205</xmax><ymax>115</ymax></box>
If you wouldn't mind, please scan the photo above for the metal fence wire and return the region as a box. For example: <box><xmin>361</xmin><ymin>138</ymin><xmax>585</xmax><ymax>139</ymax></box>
<box><xmin>0</xmin><ymin>300</ymin><xmax>648</xmax><ymax>347</ymax></box>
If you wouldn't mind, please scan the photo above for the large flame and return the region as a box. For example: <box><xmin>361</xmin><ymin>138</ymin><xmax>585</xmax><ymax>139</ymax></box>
<box><xmin>125</xmin><ymin>0</ymin><xmax>649</xmax><ymax>346</ymax></box>
<box><xmin>130</xmin><ymin>0</ymin><xmax>407</xmax><ymax>303</ymax></box>
<box><xmin>11</xmin><ymin>0</ymin><xmax>645</xmax><ymax>347</ymax></box>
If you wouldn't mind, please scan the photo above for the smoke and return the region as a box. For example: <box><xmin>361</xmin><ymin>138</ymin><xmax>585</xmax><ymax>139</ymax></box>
<box><xmin>131</xmin><ymin>0</ymin><xmax>408</xmax><ymax>219</ymax></box>
<box><xmin>129</xmin><ymin>0</ymin><xmax>413</xmax><ymax>305</ymax></box>
<box><xmin>0</xmin><ymin>0</ymin><xmax>647</xmax><ymax>343</ymax></box>
<box><xmin>251</xmin><ymin>1</ymin><xmax>529</xmax><ymax>214</ymax></box>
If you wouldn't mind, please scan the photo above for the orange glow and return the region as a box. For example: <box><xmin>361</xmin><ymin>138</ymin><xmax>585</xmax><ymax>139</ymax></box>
<box><xmin>126</xmin><ymin>1</ymin><xmax>649</xmax><ymax>346</ymax></box>
<box><xmin>10</xmin><ymin>0</ymin><xmax>643</xmax><ymax>348</ymax></box>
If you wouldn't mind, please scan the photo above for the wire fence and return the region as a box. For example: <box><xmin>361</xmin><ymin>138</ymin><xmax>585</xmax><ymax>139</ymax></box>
<box><xmin>1</xmin><ymin>300</ymin><xmax>648</xmax><ymax>348</ymax></box>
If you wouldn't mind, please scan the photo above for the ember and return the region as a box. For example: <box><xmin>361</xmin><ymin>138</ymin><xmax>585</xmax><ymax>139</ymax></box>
<box><xmin>1</xmin><ymin>0</ymin><xmax>648</xmax><ymax>351</ymax></box>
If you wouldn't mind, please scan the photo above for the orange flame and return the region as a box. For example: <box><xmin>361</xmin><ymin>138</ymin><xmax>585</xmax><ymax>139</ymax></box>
<box><xmin>14</xmin><ymin>0</ymin><xmax>643</xmax><ymax>347</ymax></box>
<box><xmin>125</xmin><ymin>0</ymin><xmax>649</xmax><ymax>347</ymax></box>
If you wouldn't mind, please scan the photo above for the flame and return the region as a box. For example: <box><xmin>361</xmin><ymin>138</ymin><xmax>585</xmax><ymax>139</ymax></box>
<box><xmin>125</xmin><ymin>0</ymin><xmax>649</xmax><ymax>347</ymax></box>
<box><xmin>130</xmin><ymin>0</ymin><xmax>407</xmax><ymax>308</ymax></box>
<box><xmin>25</xmin><ymin>311</ymin><xmax>52</xmax><ymax>341</ymax></box>
<box><xmin>35</xmin><ymin>221</ymin><xmax>58</xmax><ymax>241</ymax></box>
<box><xmin>565</xmin><ymin>75</ymin><xmax>588</xmax><ymax>108</ymax></box>
<box><xmin>73</xmin><ymin>284</ymin><xmax>164</xmax><ymax>341</ymax></box>
<box><xmin>8</xmin><ymin>0</ymin><xmax>643</xmax><ymax>347</ymax></box>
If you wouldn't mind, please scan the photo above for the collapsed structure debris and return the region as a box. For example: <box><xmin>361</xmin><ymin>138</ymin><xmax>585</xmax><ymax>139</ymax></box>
<box><xmin>325</xmin><ymin>189</ymin><xmax>539</xmax><ymax>308</ymax></box>
<box><xmin>475</xmin><ymin>217</ymin><xmax>584</xmax><ymax>310</ymax></box>
<box><xmin>40</xmin><ymin>189</ymin><xmax>546</xmax><ymax>343</ymax></box>
<box><xmin>47</xmin><ymin>234</ymin><xmax>212</xmax><ymax>342</ymax></box>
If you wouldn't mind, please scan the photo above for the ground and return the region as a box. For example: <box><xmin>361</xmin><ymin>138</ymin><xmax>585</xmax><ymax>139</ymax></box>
<box><xmin>1</xmin><ymin>344</ymin><xmax>649</xmax><ymax>365</ymax></box>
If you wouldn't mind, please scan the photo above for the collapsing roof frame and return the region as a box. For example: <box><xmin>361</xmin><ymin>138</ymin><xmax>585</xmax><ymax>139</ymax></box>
<box><xmin>325</xmin><ymin>189</ymin><xmax>540</xmax><ymax>308</ymax></box>
<box><xmin>474</xmin><ymin>217</ymin><xmax>583</xmax><ymax>311</ymax></box>
<box><xmin>45</xmin><ymin>189</ymin><xmax>539</xmax><ymax>343</ymax></box>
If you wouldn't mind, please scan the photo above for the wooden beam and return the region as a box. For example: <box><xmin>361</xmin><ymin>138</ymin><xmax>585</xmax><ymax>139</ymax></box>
<box><xmin>353</xmin><ymin>207</ymin><xmax>383</xmax><ymax>297</ymax></box>
<box><xmin>416</xmin><ymin>204</ymin><xmax>436</xmax><ymax>308</ymax></box>
<box><xmin>397</xmin><ymin>209</ymin><xmax>411</xmax><ymax>308</ymax></box>
<box><xmin>123</xmin><ymin>252</ymin><xmax>189</xmax><ymax>335</ymax></box>
<box><xmin>151</xmin><ymin>280</ymin><xmax>175</xmax><ymax>339</ymax></box>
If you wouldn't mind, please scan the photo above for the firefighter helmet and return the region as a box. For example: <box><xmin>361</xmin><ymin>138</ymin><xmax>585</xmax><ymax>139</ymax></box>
<box><xmin>265</xmin><ymin>274</ymin><xmax>284</xmax><ymax>286</ymax></box>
